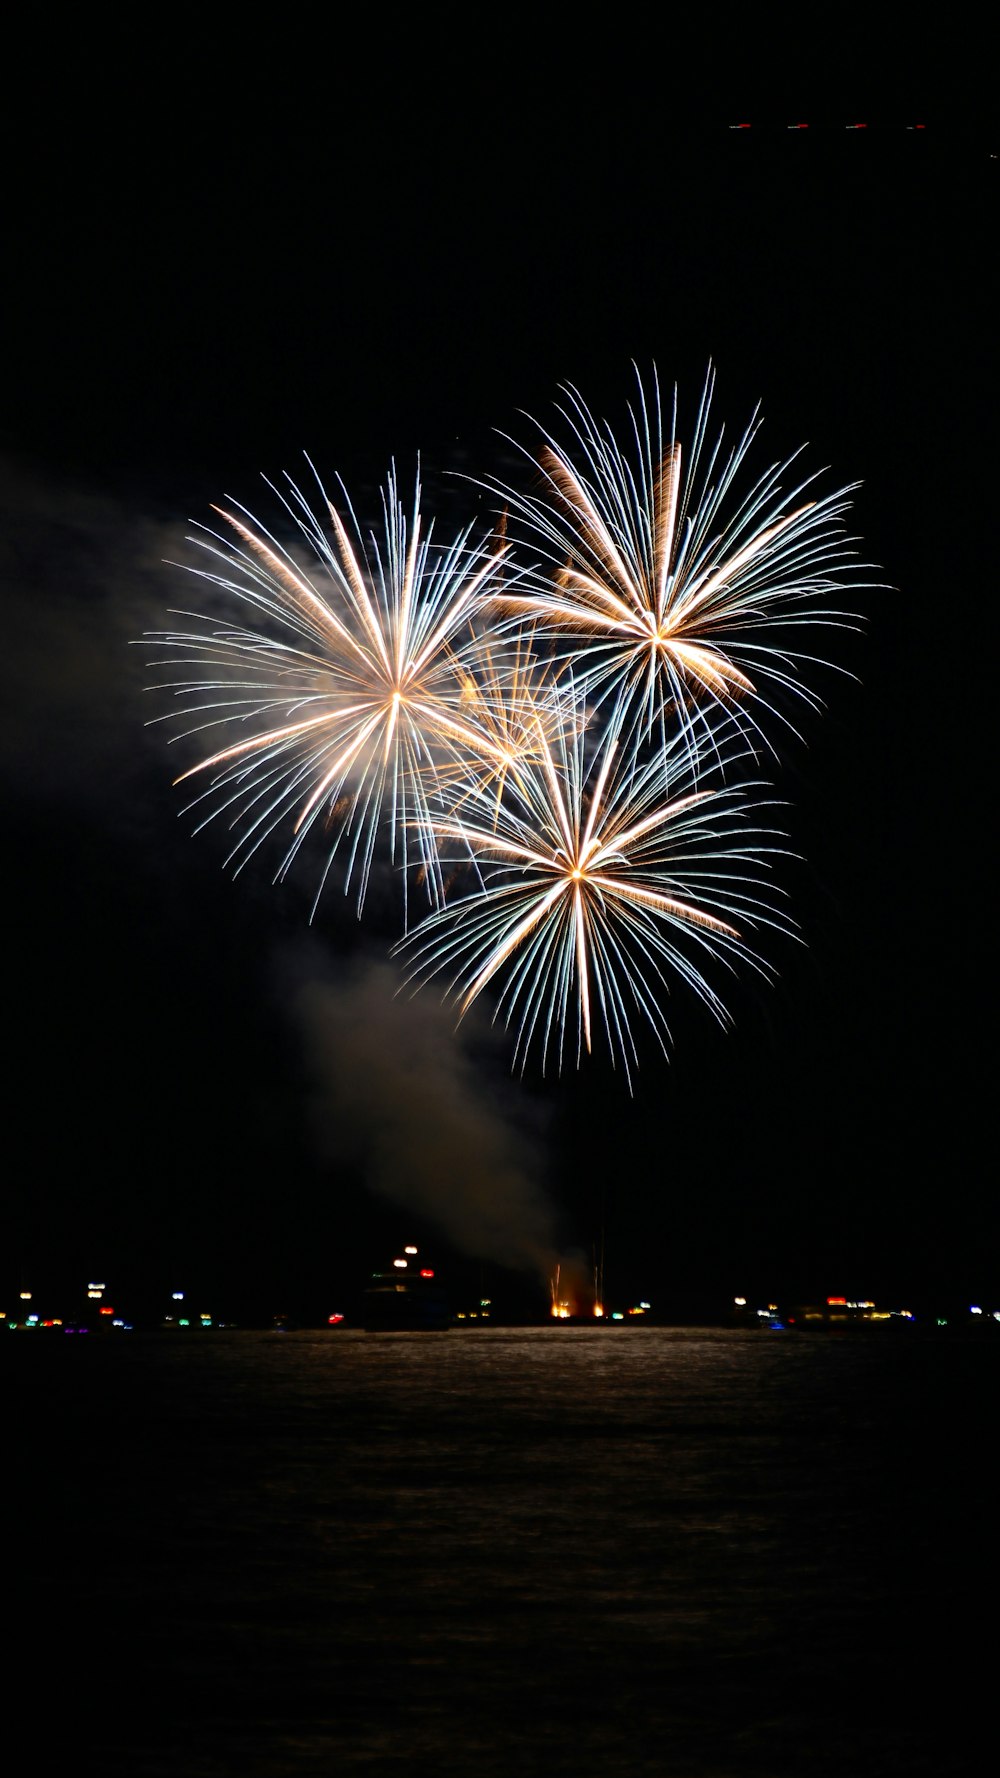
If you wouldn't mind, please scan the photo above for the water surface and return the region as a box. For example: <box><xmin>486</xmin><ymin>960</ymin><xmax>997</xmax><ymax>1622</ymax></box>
<box><xmin>9</xmin><ymin>1326</ymin><xmax>991</xmax><ymax>1775</ymax></box>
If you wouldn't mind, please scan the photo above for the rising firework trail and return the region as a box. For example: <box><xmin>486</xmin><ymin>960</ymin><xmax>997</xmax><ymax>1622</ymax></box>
<box><xmin>478</xmin><ymin>365</ymin><xmax>876</xmax><ymax>756</ymax></box>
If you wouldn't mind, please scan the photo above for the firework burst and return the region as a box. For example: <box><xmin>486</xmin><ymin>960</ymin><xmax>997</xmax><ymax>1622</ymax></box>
<box><xmin>143</xmin><ymin>461</ymin><xmax>524</xmax><ymax>919</ymax></box>
<box><xmin>444</xmin><ymin>625</ymin><xmax>573</xmax><ymax>822</ymax></box>
<box><xmin>143</xmin><ymin>368</ymin><xmax>871</xmax><ymax>1078</ymax></box>
<box><xmin>479</xmin><ymin>365</ymin><xmax>873</xmax><ymax>753</ymax></box>
<box><xmin>398</xmin><ymin>683</ymin><xmax>792</xmax><ymax>1088</ymax></box>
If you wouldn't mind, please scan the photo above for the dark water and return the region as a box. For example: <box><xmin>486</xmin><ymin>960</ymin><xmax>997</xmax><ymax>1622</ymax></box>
<box><xmin>9</xmin><ymin>1327</ymin><xmax>994</xmax><ymax>1775</ymax></box>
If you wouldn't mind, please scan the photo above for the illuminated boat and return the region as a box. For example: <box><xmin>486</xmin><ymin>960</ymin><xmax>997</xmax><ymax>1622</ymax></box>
<box><xmin>786</xmin><ymin>1296</ymin><xmax>915</xmax><ymax>1330</ymax></box>
<box><xmin>362</xmin><ymin>1247</ymin><xmax>451</xmax><ymax>1332</ymax></box>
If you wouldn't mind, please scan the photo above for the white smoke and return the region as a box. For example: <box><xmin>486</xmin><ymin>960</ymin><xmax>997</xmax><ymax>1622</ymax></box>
<box><xmin>288</xmin><ymin>946</ymin><xmax>559</xmax><ymax>1279</ymax></box>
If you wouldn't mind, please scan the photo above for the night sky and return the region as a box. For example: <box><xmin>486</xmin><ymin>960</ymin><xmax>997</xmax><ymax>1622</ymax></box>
<box><xmin>4</xmin><ymin>66</ymin><xmax>993</xmax><ymax>1324</ymax></box>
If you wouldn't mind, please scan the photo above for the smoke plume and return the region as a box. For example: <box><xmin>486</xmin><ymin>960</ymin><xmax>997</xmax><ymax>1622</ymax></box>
<box><xmin>290</xmin><ymin>948</ymin><xmax>559</xmax><ymax>1280</ymax></box>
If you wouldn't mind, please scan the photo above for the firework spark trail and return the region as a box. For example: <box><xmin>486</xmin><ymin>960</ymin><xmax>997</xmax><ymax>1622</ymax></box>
<box><xmin>143</xmin><ymin>461</ymin><xmax>532</xmax><ymax>921</ymax></box>
<box><xmin>397</xmin><ymin>682</ymin><xmax>793</xmax><ymax>1089</ymax></box>
<box><xmin>477</xmin><ymin>365</ymin><xmax>875</xmax><ymax>757</ymax></box>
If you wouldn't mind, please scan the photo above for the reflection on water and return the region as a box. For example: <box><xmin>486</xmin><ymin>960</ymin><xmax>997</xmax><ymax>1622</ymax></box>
<box><xmin>8</xmin><ymin>1328</ymin><xmax>993</xmax><ymax>1775</ymax></box>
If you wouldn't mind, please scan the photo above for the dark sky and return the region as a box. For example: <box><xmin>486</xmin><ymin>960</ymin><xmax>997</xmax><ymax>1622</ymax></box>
<box><xmin>4</xmin><ymin>64</ymin><xmax>994</xmax><ymax>1322</ymax></box>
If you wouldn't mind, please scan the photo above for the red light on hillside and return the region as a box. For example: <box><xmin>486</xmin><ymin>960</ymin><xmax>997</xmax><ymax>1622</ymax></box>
<box><xmin>99</xmin><ymin>1306</ymin><xmax>114</xmax><ymax>1315</ymax></box>
<box><xmin>327</xmin><ymin>1313</ymin><xmax>344</xmax><ymax>1325</ymax></box>
<box><xmin>827</xmin><ymin>1296</ymin><xmax>847</xmax><ymax>1306</ymax></box>
<box><xmin>420</xmin><ymin>1269</ymin><xmax>434</xmax><ymax>1279</ymax></box>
